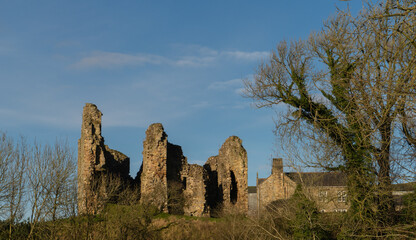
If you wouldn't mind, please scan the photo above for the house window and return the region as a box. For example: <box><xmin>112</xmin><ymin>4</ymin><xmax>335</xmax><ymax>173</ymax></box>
<box><xmin>338</xmin><ymin>191</ymin><xmax>347</xmax><ymax>202</ymax></box>
<box><xmin>318</xmin><ymin>191</ymin><xmax>327</xmax><ymax>202</ymax></box>
<box><xmin>334</xmin><ymin>209</ymin><xmax>347</xmax><ymax>213</ymax></box>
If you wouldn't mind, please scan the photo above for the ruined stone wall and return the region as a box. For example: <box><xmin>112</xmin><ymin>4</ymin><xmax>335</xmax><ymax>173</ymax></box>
<box><xmin>77</xmin><ymin>103</ymin><xmax>130</xmax><ymax>215</ymax></box>
<box><xmin>138</xmin><ymin>127</ymin><xmax>249</xmax><ymax>216</ymax></box>
<box><xmin>205</xmin><ymin>136</ymin><xmax>248</xmax><ymax>214</ymax></box>
<box><xmin>181</xmin><ymin>164</ymin><xmax>206</xmax><ymax>216</ymax></box>
<box><xmin>140</xmin><ymin>123</ymin><xmax>169</xmax><ymax>212</ymax></box>
<box><xmin>78</xmin><ymin>104</ymin><xmax>249</xmax><ymax>217</ymax></box>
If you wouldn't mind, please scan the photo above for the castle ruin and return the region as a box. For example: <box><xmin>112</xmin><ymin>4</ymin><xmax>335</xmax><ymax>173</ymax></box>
<box><xmin>77</xmin><ymin>103</ymin><xmax>248</xmax><ymax>216</ymax></box>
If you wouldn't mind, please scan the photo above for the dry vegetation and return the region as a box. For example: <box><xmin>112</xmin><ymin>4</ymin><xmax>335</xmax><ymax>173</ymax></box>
<box><xmin>1</xmin><ymin>129</ymin><xmax>416</xmax><ymax>239</ymax></box>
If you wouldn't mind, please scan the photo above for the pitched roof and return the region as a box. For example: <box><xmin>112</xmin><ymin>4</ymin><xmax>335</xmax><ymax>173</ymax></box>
<box><xmin>285</xmin><ymin>172</ymin><xmax>347</xmax><ymax>187</ymax></box>
<box><xmin>392</xmin><ymin>182</ymin><xmax>415</xmax><ymax>191</ymax></box>
<box><xmin>248</xmin><ymin>186</ymin><xmax>257</xmax><ymax>193</ymax></box>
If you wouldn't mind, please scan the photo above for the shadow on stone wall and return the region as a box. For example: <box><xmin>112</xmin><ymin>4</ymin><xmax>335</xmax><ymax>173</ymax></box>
<box><xmin>77</xmin><ymin>103</ymin><xmax>248</xmax><ymax>217</ymax></box>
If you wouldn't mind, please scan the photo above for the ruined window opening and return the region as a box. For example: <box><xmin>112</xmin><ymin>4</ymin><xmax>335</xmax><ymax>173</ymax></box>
<box><xmin>230</xmin><ymin>170</ymin><xmax>238</xmax><ymax>204</ymax></box>
<box><xmin>182</xmin><ymin>177</ymin><xmax>187</xmax><ymax>190</ymax></box>
<box><xmin>91</xmin><ymin>124</ymin><xmax>96</xmax><ymax>135</ymax></box>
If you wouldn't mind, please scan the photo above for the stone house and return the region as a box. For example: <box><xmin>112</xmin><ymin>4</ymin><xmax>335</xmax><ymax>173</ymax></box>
<box><xmin>251</xmin><ymin>158</ymin><xmax>348</xmax><ymax>213</ymax></box>
<box><xmin>249</xmin><ymin>158</ymin><xmax>414</xmax><ymax>214</ymax></box>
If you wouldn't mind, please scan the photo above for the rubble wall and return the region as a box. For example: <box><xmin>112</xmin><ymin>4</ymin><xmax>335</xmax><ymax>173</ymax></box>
<box><xmin>140</xmin><ymin>123</ymin><xmax>169</xmax><ymax>212</ymax></box>
<box><xmin>77</xmin><ymin>103</ymin><xmax>130</xmax><ymax>214</ymax></box>
<box><xmin>205</xmin><ymin>136</ymin><xmax>248</xmax><ymax>214</ymax></box>
<box><xmin>78</xmin><ymin>104</ymin><xmax>248</xmax><ymax>217</ymax></box>
<box><xmin>181</xmin><ymin>164</ymin><xmax>206</xmax><ymax>216</ymax></box>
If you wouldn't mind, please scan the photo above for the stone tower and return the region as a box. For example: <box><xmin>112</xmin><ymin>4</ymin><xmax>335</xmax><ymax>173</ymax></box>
<box><xmin>140</xmin><ymin>123</ymin><xmax>169</xmax><ymax>211</ymax></box>
<box><xmin>77</xmin><ymin>103</ymin><xmax>130</xmax><ymax>214</ymax></box>
<box><xmin>205</xmin><ymin>136</ymin><xmax>248</xmax><ymax>214</ymax></box>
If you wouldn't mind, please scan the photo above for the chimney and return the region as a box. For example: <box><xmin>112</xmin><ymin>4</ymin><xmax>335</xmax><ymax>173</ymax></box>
<box><xmin>272</xmin><ymin>158</ymin><xmax>283</xmax><ymax>175</ymax></box>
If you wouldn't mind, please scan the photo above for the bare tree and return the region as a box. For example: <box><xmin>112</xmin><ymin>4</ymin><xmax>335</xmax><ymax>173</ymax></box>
<box><xmin>0</xmin><ymin>132</ymin><xmax>15</xmax><ymax>217</ymax></box>
<box><xmin>46</xmin><ymin>141</ymin><xmax>76</xmax><ymax>221</ymax></box>
<box><xmin>244</xmin><ymin>0</ymin><xmax>416</xmax><ymax>232</ymax></box>
<box><xmin>26</xmin><ymin>140</ymin><xmax>76</xmax><ymax>239</ymax></box>
<box><xmin>5</xmin><ymin>137</ymin><xmax>28</xmax><ymax>239</ymax></box>
<box><xmin>84</xmin><ymin>172</ymin><xmax>125</xmax><ymax>215</ymax></box>
<box><xmin>0</xmin><ymin>133</ymin><xmax>28</xmax><ymax>239</ymax></box>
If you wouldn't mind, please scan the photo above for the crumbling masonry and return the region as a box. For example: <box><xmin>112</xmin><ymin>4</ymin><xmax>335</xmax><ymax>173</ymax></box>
<box><xmin>78</xmin><ymin>103</ymin><xmax>248</xmax><ymax>216</ymax></box>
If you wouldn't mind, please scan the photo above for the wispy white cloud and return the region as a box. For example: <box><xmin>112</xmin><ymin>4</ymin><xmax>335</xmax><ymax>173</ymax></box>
<box><xmin>173</xmin><ymin>44</ymin><xmax>218</xmax><ymax>56</ymax></box>
<box><xmin>234</xmin><ymin>87</ymin><xmax>246</xmax><ymax>95</ymax></box>
<box><xmin>71</xmin><ymin>51</ymin><xmax>169</xmax><ymax>69</ymax></box>
<box><xmin>208</xmin><ymin>78</ymin><xmax>242</xmax><ymax>90</ymax></box>
<box><xmin>174</xmin><ymin>56</ymin><xmax>216</xmax><ymax>67</ymax></box>
<box><xmin>71</xmin><ymin>46</ymin><xmax>268</xmax><ymax>69</ymax></box>
<box><xmin>208</xmin><ymin>75</ymin><xmax>254</xmax><ymax>95</ymax></box>
<box><xmin>223</xmin><ymin>51</ymin><xmax>269</xmax><ymax>61</ymax></box>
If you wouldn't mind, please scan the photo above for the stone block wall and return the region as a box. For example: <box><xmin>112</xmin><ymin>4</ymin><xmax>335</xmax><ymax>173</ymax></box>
<box><xmin>181</xmin><ymin>164</ymin><xmax>206</xmax><ymax>216</ymax></box>
<box><xmin>77</xmin><ymin>104</ymin><xmax>249</xmax><ymax>216</ymax></box>
<box><xmin>77</xmin><ymin>103</ymin><xmax>130</xmax><ymax>215</ymax></box>
<box><xmin>140</xmin><ymin>123</ymin><xmax>169</xmax><ymax>212</ymax></box>
<box><xmin>256</xmin><ymin>158</ymin><xmax>296</xmax><ymax>208</ymax></box>
<box><xmin>205</xmin><ymin>136</ymin><xmax>248</xmax><ymax>214</ymax></box>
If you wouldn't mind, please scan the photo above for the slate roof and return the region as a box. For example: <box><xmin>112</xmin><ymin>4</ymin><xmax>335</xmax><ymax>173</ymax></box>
<box><xmin>392</xmin><ymin>182</ymin><xmax>415</xmax><ymax>191</ymax></box>
<box><xmin>285</xmin><ymin>172</ymin><xmax>347</xmax><ymax>187</ymax></box>
<box><xmin>248</xmin><ymin>186</ymin><xmax>257</xmax><ymax>193</ymax></box>
<box><xmin>257</xmin><ymin>171</ymin><xmax>414</xmax><ymax>190</ymax></box>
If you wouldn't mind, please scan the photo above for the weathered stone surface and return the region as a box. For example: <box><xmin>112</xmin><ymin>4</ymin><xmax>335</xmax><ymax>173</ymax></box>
<box><xmin>78</xmin><ymin>104</ymin><xmax>249</xmax><ymax>217</ymax></box>
<box><xmin>181</xmin><ymin>164</ymin><xmax>206</xmax><ymax>216</ymax></box>
<box><xmin>204</xmin><ymin>136</ymin><xmax>248</xmax><ymax>215</ymax></box>
<box><xmin>138</xmin><ymin>127</ymin><xmax>248</xmax><ymax>216</ymax></box>
<box><xmin>140</xmin><ymin>123</ymin><xmax>191</xmax><ymax>213</ymax></box>
<box><xmin>256</xmin><ymin>158</ymin><xmax>293</xmax><ymax>208</ymax></box>
<box><xmin>77</xmin><ymin>103</ymin><xmax>130</xmax><ymax>214</ymax></box>
<box><xmin>105</xmin><ymin>146</ymin><xmax>130</xmax><ymax>176</ymax></box>
<box><xmin>256</xmin><ymin>158</ymin><xmax>348</xmax><ymax>213</ymax></box>
<box><xmin>140</xmin><ymin>123</ymin><xmax>169</xmax><ymax>211</ymax></box>
<box><xmin>167</xmin><ymin>143</ymin><xmax>187</xmax><ymax>184</ymax></box>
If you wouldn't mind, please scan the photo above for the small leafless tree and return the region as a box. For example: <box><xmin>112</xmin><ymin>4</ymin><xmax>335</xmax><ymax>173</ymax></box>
<box><xmin>26</xmin><ymin>140</ymin><xmax>76</xmax><ymax>239</ymax></box>
<box><xmin>46</xmin><ymin>141</ymin><xmax>76</xmax><ymax>221</ymax></box>
<box><xmin>84</xmin><ymin>172</ymin><xmax>125</xmax><ymax>214</ymax></box>
<box><xmin>0</xmin><ymin>132</ymin><xmax>15</xmax><ymax>217</ymax></box>
<box><xmin>5</xmin><ymin>137</ymin><xmax>28</xmax><ymax>239</ymax></box>
<box><xmin>0</xmin><ymin>133</ymin><xmax>28</xmax><ymax>239</ymax></box>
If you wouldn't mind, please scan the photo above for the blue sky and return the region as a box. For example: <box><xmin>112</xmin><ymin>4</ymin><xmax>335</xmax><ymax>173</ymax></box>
<box><xmin>0</xmin><ymin>1</ymin><xmax>364</xmax><ymax>185</ymax></box>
